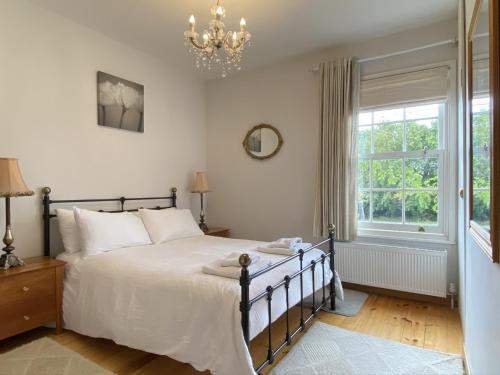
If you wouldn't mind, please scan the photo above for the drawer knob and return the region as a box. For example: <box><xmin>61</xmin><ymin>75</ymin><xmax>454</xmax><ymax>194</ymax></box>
<box><xmin>22</xmin><ymin>286</ymin><xmax>30</xmax><ymax>292</ymax></box>
<box><xmin>23</xmin><ymin>315</ymin><xmax>30</xmax><ymax>321</ymax></box>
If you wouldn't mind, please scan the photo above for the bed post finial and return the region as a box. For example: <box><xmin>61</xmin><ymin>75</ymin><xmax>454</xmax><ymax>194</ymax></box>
<box><xmin>328</xmin><ymin>223</ymin><xmax>335</xmax><ymax>236</ymax></box>
<box><xmin>171</xmin><ymin>187</ymin><xmax>177</xmax><ymax>208</ymax></box>
<box><xmin>328</xmin><ymin>223</ymin><xmax>336</xmax><ymax>310</ymax></box>
<box><xmin>238</xmin><ymin>253</ymin><xmax>252</xmax><ymax>268</ymax></box>
<box><xmin>42</xmin><ymin>187</ymin><xmax>51</xmax><ymax>258</ymax></box>
<box><xmin>239</xmin><ymin>253</ymin><xmax>252</xmax><ymax>346</ymax></box>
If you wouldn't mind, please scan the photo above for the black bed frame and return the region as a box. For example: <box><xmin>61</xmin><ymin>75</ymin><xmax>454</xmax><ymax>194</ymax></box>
<box><xmin>41</xmin><ymin>187</ymin><xmax>336</xmax><ymax>374</ymax></box>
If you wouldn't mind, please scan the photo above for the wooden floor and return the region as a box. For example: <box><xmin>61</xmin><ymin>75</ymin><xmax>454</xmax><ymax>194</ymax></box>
<box><xmin>0</xmin><ymin>294</ymin><xmax>463</xmax><ymax>375</ymax></box>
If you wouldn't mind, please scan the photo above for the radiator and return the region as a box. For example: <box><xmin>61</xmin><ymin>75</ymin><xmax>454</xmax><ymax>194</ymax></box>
<box><xmin>335</xmin><ymin>243</ymin><xmax>448</xmax><ymax>297</ymax></box>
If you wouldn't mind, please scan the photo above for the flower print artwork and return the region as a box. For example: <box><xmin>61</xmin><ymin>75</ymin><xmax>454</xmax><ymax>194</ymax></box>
<box><xmin>97</xmin><ymin>72</ymin><xmax>144</xmax><ymax>132</ymax></box>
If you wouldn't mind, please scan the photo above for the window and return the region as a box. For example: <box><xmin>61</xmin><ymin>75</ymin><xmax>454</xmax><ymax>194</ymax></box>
<box><xmin>358</xmin><ymin>102</ymin><xmax>446</xmax><ymax>235</ymax></box>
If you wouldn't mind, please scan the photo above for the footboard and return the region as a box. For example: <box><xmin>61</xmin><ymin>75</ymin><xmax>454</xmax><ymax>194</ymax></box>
<box><xmin>239</xmin><ymin>224</ymin><xmax>336</xmax><ymax>373</ymax></box>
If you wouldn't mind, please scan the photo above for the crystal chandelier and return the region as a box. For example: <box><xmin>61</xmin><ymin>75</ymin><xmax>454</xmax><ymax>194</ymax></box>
<box><xmin>184</xmin><ymin>0</ymin><xmax>251</xmax><ymax>77</ymax></box>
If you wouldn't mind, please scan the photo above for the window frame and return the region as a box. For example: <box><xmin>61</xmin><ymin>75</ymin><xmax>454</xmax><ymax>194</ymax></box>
<box><xmin>357</xmin><ymin>62</ymin><xmax>457</xmax><ymax>243</ymax></box>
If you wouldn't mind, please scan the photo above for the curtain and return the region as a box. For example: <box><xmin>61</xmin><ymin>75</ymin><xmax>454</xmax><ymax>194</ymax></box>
<box><xmin>313</xmin><ymin>58</ymin><xmax>360</xmax><ymax>240</ymax></box>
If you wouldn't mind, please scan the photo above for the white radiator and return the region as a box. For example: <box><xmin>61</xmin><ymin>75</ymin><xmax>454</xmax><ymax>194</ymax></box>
<box><xmin>335</xmin><ymin>243</ymin><xmax>447</xmax><ymax>297</ymax></box>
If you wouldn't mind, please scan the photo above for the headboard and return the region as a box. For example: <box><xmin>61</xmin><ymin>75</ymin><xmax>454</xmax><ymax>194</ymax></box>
<box><xmin>42</xmin><ymin>186</ymin><xmax>177</xmax><ymax>258</ymax></box>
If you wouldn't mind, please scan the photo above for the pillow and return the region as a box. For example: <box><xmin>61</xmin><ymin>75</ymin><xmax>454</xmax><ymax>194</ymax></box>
<box><xmin>56</xmin><ymin>209</ymin><xmax>81</xmax><ymax>254</ymax></box>
<box><xmin>139</xmin><ymin>208</ymin><xmax>203</xmax><ymax>244</ymax></box>
<box><xmin>74</xmin><ymin>207</ymin><xmax>152</xmax><ymax>256</ymax></box>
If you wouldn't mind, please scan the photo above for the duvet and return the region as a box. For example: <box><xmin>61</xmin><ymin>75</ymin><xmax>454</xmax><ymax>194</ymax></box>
<box><xmin>59</xmin><ymin>235</ymin><xmax>330</xmax><ymax>375</ymax></box>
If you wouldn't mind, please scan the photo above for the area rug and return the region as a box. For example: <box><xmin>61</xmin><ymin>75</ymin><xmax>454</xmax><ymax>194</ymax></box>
<box><xmin>305</xmin><ymin>288</ymin><xmax>369</xmax><ymax>317</ymax></box>
<box><xmin>269</xmin><ymin>322</ymin><xmax>463</xmax><ymax>375</ymax></box>
<box><xmin>322</xmin><ymin>289</ymin><xmax>369</xmax><ymax>317</ymax></box>
<box><xmin>0</xmin><ymin>337</ymin><xmax>115</xmax><ymax>375</ymax></box>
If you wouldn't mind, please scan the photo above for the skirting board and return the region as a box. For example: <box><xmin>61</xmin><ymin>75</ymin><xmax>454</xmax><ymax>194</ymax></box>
<box><xmin>463</xmin><ymin>344</ymin><xmax>471</xmax><ymax>375</ymax></box>
<box><xmin>343</xmin><ymin>282</ymin><xmax>451</xmax><ymax>306</ymax></box>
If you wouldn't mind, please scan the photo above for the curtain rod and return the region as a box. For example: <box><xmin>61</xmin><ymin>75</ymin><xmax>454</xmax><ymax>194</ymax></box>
<box><xmin>310</xmin><ymin>38</ymin><xmax>458</xmax><ymax>72</ymax></box>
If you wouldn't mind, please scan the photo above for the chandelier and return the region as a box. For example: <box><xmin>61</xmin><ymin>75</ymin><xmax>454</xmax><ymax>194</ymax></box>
<box><xmin>184</xmin><ymin>0</ymin><xmax>251</xmax><ymax>77</ymax></box>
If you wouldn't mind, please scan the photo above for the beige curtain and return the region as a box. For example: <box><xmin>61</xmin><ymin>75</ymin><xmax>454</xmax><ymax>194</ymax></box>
<box><xmin>313</xmin><ymin>58</ymin><xmax>360</xmax><ymax>240</ymax></box>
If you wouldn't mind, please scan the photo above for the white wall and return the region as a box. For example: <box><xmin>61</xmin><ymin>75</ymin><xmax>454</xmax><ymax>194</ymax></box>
<box><xmin>0</xmin><ymin>0</ymin><xmax>207</xmax><ymax>258</ymax></box>
<box><xmin>206</xmin><ymin>19</ymin><xmax>459</xmax><ymax>285</ymax></box>
<box><xmin>461</xmin><ymin>0</ymin><xmax>500</xmax><ymax>373</ymax></box>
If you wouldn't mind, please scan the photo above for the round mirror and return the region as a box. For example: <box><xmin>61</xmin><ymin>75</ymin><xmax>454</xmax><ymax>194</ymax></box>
<box><xmin>243</xmin><ymin>124</ymin><xmax>283</xmax><ymax>160</ymax></box>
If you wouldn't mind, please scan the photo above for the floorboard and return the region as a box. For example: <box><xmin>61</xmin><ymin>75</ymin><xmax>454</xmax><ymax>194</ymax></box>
<box><xmin>0</xmin><ymin>294</ymin><xmax>463</xmax><ymax>375</ymax></box>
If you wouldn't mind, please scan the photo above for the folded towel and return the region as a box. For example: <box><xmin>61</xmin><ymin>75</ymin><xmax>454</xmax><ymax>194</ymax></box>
<box><xmin>256</xmin><ymin>243</ymin><xmax>312</xmax><ymax>256</ymax></box>
<box><xmin>202</xmin><ymin>258</ymin><xmax>272</xmax><ymax>279</ymax></box>
<box><xmin>268</xmin><ymin>237</ymin><xmax>303</xmax><ymax>249</ymax></box>
<box><xmin>220</xmin><ymin>252</ymin><xmax>261</xmax><ymax>267</ymax></box>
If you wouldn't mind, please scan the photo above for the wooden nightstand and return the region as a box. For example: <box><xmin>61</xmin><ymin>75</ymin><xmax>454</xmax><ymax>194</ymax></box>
<box><xmin>0</xmin><ymin>256</ymin><xmax>65</xmax><ymax>340</ymax></box>
<box><xmin>205</xmin><ymin>227</ymin><xmax>230</xmax><ymax>238</ymax></box>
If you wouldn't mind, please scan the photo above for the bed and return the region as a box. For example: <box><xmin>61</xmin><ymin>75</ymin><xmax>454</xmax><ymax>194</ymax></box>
<box><xmin>42</xmin><ymin>187</ymin><xmax>337</xmax><ymax>375</ymax></box>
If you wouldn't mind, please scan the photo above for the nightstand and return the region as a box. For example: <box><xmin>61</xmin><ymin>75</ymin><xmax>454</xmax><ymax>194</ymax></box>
<box><xmin>205</xmin><ymin>227</ymin><xmax>230</xmax><ymax>238</ymax></box>
<box><xmin>0</xmin><ymin>256</ymin><xmax>65</xmax><ymax>340</ymax></box>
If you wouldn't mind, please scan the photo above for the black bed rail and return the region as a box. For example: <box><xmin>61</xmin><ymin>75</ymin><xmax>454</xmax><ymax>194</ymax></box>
<box><xmin>239</xmin><ymin>224</ymin><xmax>336</xmax><ymax>373</ymax></box>
<box><xmin>42</xmin><ymin>186</ymin><xmax>177</xmax><ymax>257</ymax></box>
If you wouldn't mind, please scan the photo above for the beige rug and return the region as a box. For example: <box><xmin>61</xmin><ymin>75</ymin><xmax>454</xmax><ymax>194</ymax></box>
<box><xmin>270</xmin><ymin>322</ymin><xmax>463</xmax><ymax>375</ymax></box>
<box><xmin>0</xmin><ymin>337</ymin><xmax>115</xmax><ymax>375</ymax></box>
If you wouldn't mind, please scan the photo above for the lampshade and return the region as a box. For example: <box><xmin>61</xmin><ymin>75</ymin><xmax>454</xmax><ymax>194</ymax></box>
<box><xmin>192</xmin><ymin>171</ymin><xmax>210</xmax><ymax>193</ymax></box>
<box><xmin>0</xmin><ymin>158</ymin><xmax>34</xmax><ymax>197</ymax></box>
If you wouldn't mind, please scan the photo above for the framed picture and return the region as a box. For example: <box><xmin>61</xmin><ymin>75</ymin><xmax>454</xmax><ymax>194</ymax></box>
<box><xmin>97</xmin><ymin>71</ymin><xmax>144</xmax><ymax>133</ymax></box>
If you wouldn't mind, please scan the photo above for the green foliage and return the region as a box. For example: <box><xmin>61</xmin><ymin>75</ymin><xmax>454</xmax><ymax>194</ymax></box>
<box><xmin>373</xmin><ymin>192</ymin><xmax>402</xmax><ymax>222</ymax></box>
<box><xmin>358</xmin><ymin>160</ymin><xmax>370</xmax><ymax>188</ymax></box>
<box><xmin>471</xmin><ymin>110</ymin><xmax>491</xmax><ymax>229</ymax></box>
<box><xmin>374</xmin><ymin>123</ymin><xmax>403</xmax><ymax>153</ymax></box>
<box><xmin>406</xmin><ymin>120</ymin><xmax>438</xmax><ymax>151</ymax></box>
<box><xmin>373</xmin><ymin>159</ymin><xmax>402</xmax><ymax>188</ymax></box>
<box><xmin>405</xmin><ymin>158</ymin><xmax>438</xmax><ymax>188</ymax></box>
<box><xmin>405</xmin><ymin>192</ymin><xmax>438</xmax><ymax>224</ymax></box>
<box><xmin>358</xmin><ymin>111</ymin><xmax>441</xmax><ymax>225</ymax></box>
<box><xmin>359</xmin><ymin>127</ymin><xmax>371</xmax><ymax>155</ymax></box>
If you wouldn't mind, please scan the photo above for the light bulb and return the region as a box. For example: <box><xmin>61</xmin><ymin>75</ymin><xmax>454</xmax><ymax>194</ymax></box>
<box><xmin>188</xmin><ymin>15</ymin><xmax>195</xmax><ymax>32</ymax></box>
<box><xmin>232</xmin><ymin>31</ymin><xmax>238</xmax><ymax>43</ymax></box>
<box><xmin>240</xmin><ymin>18</ymin><xmax>246</xmax><ymax>30</ymax></box>
<box><xmin>203</xmin><ymin>33</ymin><xmax>209</xmax><ymax>42</ymax></box>
<box><xmin>216</xmin><ymin>6</ymin><xmax>224</xmax><ymax>16</ymax></box>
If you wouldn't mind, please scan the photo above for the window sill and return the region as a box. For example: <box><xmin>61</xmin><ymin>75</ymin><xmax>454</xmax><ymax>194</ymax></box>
<box><xmin>356</xmin><ymin>229</ymin><xmax>455</xmax><ymax>246</ymax></box>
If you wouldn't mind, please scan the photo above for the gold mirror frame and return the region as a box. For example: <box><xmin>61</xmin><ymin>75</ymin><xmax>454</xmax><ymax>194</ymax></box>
<box><xmin>467</xmin><ymin>0</ymin><xmax>500</xmax><ymax>262</ymax></box>
<box><xmin>242</xmin><ymin>124</ymin><xmax>284</xmax><ymax>160</ymax></box>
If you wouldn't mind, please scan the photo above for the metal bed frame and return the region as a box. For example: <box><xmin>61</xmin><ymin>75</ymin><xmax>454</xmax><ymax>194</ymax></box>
<box><xmin>41</xmin><ymin>187</ymin><xmax>336</xmax><ymax>374</ymax></box>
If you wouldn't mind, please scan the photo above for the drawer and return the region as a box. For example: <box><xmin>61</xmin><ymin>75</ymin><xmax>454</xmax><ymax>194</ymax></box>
<box><xmin>0</xmin><ymin>302</ymin><xmax>56</xmax><ymax>340</ymax></box>
<box><xmin>0</xmin><ymin>268</ymin><xmax>55</xmax><ymax>306</ymax></box>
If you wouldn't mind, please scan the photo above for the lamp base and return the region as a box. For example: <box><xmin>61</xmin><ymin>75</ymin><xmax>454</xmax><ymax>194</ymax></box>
<box><xmin>199</xmin><ymin>222</ymin><xmax>208</xmax><ymax>233</ymax></box>
<box><xmin>0</xmin><ymin>253</ymin><xmax>24</xmax><ymax>271</ymax></box>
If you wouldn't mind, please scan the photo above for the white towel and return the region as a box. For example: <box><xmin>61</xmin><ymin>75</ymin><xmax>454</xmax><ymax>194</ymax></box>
<box><xmin>220</xmin><ymin>252</ymin><xmax>261</xmax><ymax>267</ymax></box>
<box><xmin>268</xmin><ymin>237</ymin><xmax>303</xmax><ymax>249</ymax></box>
<box><xmin>256</xmin><ymin>243</ymin><xmax>312</xmax><ymax>256</ymax></box>
<box><xmin>202</xmin><ymin>258</ymin><xmax>272</xmax><ymax>279</ymax></box>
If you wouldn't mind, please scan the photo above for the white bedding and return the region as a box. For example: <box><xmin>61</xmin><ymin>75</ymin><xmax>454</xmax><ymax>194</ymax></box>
<box><xmin>58</xmin><ymin>235</ymin><xmax>331</xmax><ymax>375</ymax></box>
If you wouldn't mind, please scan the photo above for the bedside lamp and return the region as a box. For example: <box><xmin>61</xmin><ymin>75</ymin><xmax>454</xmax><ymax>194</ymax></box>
<box><xmin>192</xmin><ymin>171</ymin><xmax>210</xmax><ymax>233</ymax></box>
<box><xmin>0</xmin><ymin>158</ymin><xmax>34</xmax><ymax>270</ymax></box>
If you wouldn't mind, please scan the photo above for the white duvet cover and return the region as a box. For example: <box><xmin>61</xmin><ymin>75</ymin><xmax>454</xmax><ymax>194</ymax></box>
<box><xmin>58</xmin><ymin>235</ymin><xmax>331</xmax><ymax>375</ymax></box>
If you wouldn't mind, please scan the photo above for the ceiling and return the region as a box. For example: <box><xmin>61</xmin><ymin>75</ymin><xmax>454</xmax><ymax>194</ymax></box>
<box><xmin>28</xmin><ymin>0</ymin><xmax>458</xmax><ymax>79</ymax></box>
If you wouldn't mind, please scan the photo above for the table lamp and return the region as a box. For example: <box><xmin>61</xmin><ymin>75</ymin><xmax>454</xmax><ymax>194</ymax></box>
<box><xmin>192</xmin><ymin>171</ymin><xmax>210</xmax><ymax>233</ymax></box>
<box><xmin>0</xmin><ymin>158</ymin><xmax>34</xmax><ymax>270</ymax></box>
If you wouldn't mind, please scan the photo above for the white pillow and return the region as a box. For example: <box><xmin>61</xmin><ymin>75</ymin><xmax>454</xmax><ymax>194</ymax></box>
<box><xmin>139</xmin><ymin>208</ymin><xmax>203</xmax><ymax>244</ymax></box>
<box><xmin>56</xmin><ymin>209</ymin><xmax>81</xmax><ymax>254</ymax></box>
<box><xmin>74</xmin><ymin>207</ymin><xmax>152</xmax><ymax>256</ymax></box>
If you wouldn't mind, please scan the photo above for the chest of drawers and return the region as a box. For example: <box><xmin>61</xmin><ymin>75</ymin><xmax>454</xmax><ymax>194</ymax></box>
<box><xmin>0</xmin><ymin>257</ymin><xmax>65</xmax><ymax>340</ymax></box>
